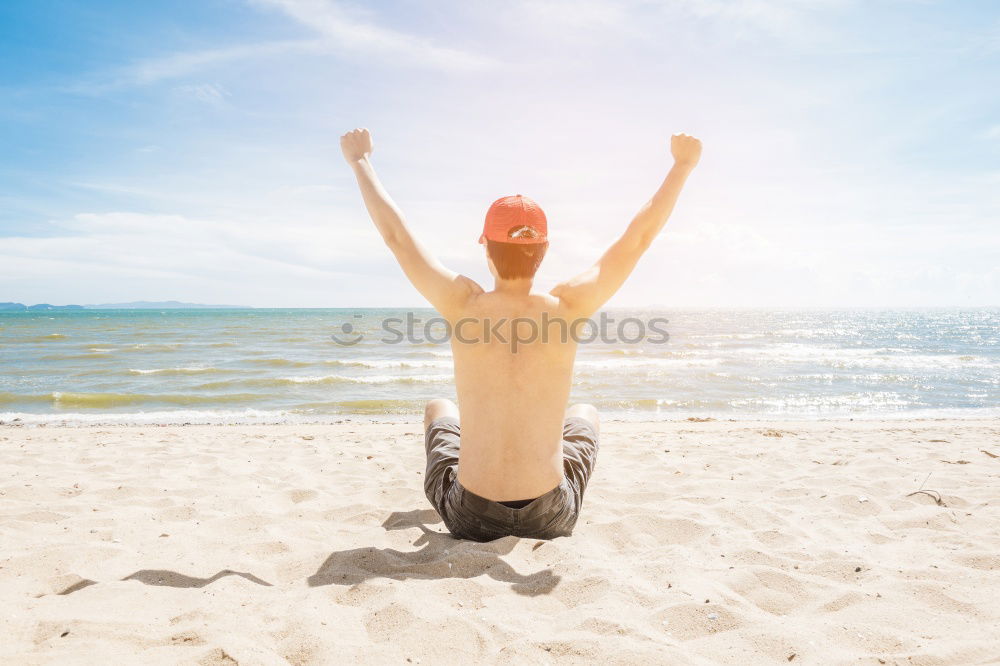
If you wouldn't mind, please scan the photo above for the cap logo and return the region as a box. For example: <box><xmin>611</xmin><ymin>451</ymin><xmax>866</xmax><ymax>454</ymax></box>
<box><xmin>508</xmin><ymin>225</ymin><xmax>540</xmax><ymax>240</ymax></box>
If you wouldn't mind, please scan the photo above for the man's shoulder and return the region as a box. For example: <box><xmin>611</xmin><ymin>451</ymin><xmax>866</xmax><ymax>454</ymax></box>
<box><xmin>531</xmin><ymin>290</ymin><xmax>564</xmax><ymax>310</ymax></box>
<box><xmin>455</xmin><ymin>274</ymin><xmax>485</xmax><ymax>295</ymax></box>
<box><xmin>437</xmin><ymin>275</ymin><xmax>484</xmax><ymax>320</ymax></box>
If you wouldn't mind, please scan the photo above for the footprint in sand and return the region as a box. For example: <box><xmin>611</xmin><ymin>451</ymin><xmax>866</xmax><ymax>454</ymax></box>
<box><xmin>288</xmin><ymin>489</ymin><xmax>319</xmax><ymax>503</ymax></box>
<box><xmin>654</xmin><ymin>603</ymin><xmax>742</xmax><ymax>640</ymax></box>
<box><xmin>169</xmin><ymin>630</ymin><xmax>206</xmax><ymax>646</ymax></box>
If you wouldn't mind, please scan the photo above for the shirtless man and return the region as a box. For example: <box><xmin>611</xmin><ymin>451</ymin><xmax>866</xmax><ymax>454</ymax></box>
<box><xmin>341</xmin><ymin>128</ymin><xmax>702</xmax><ymax>541</ymax></box>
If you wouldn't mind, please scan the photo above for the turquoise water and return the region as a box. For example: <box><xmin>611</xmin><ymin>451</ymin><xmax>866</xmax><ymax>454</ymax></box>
<box><xmin>1</xmin><ymin>308</ymin><xmax>998</xmax><ymax>424</ymax></box>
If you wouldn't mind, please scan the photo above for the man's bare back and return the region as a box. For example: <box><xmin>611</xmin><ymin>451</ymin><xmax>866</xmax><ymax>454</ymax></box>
<box><xmin>341</xmin><ymin>127</ymin><xmax>701</xmax><ymax>537</ymax></box>
<box><xmin>450</xmin><ymin>288</ymin><xmax>578</xmax><ymax>500</ymax></box>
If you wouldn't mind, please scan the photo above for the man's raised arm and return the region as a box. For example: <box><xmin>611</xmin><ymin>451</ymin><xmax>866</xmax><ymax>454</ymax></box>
<box><xmin>551</xmin><ymin>133</ymin><xmax>702</xmax><ymax>317</ymax></box>
<box><xmin>341</xmin><ymin>128</ymin><xmax>478</xmax><ymax>316</ymax></box>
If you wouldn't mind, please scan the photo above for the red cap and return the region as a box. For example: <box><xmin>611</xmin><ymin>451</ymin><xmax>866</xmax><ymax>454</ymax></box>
<box><xmin>479</xmin><ymin>194</ymin><xmax>548</xmax><ymax>244</ymax></box>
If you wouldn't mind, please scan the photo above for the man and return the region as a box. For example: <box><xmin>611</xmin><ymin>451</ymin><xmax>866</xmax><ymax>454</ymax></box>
<box><xmin>341</xmin><ymin>128</ymin><xmax>702</xmax><ymax>541</ymax></box>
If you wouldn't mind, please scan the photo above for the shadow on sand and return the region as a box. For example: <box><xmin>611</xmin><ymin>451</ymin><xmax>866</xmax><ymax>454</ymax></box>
<box><xmin>55</xmin><ymin>509</ymin><xmax>558</xmax><ymax>597</ymax></box>
<box><xmin>306</xmin><ymin>509</ymin><xmax>560</xmax><ymax>596</ymax></box>
<box><xmin>122</xmin><ymin>569</ymin><xmax>273</xmax><ymax>588</ymax></box>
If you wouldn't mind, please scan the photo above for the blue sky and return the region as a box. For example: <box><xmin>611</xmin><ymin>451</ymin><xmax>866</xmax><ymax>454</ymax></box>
<box><xmin>1</xmin><ymin>0</ymin><xmax>998</xmax><ymax>307</ymax></box>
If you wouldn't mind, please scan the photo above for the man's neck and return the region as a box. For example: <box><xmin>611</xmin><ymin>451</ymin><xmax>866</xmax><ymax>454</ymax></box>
<box><xmin>492</xmin><ymin>277</ymin><xmax>534</xmax><ymax>295</ymax></box>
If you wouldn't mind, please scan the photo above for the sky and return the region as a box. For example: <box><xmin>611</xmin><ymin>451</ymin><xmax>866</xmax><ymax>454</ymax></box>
<box><xmin>1</xmin><ymin>0</ymin><xmax>998</xmax><ymax>308</ymax></box>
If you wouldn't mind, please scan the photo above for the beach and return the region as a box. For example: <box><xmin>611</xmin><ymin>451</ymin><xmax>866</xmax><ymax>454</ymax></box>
<box><xmin>2</xmin><ymin>418</ymin><xmax>998</xmax><ymax>664</ymax></box>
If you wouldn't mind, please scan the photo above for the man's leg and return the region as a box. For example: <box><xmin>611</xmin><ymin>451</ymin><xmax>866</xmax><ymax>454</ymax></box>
<box><xmin>560</xmin><ymin>403</ymin><xmax>600</xmax><ymax>532</ymax></box>
<box><xmin>424</xmin><ymin>398</ymin><xmax>459</xmax><ymax>431</ymax></box>
<box><xmin>565</xmin><ymin>403</ymin><xmax>599</xmax><ymax>437</ymax></box>
<box><xmin>423</xmin><ymin>399</ymin><xmax>461</xmax><ymax>518</ymax></box>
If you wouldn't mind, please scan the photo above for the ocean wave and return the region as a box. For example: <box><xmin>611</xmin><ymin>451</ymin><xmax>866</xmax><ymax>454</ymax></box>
<box><xmin>244</xmin><ymin>358</ymin><xmax>313</xmax><ymax>368</ymax></box>
<box><xmin>40</xmin><ymin>352</ymin><xmax>114</xmax><ymax>360</ymax></box>
<box><xmin>296</xmin><ymin>399</ymin><xmax>426</xmax><ymax>413</ymax></box>
<box><xmin>291</xmin><ymin>373</ymin><xmax>452</xmax><ymax>385</ymax></box>
<box><xmin>195</xmin><ymin>374</ymin><xmax>452</xmax><ymax>390</ymax></box>
<box><xmin>121</xmin><ymin>343</ymin><xmax>182</xmax><ymax>352</ymax></box>
<box><xmin>45</xmin><ymin>391</ymin><xmax>266</xmax><ymax>408</ymax></box>
<box><xmin>0</xmin><ymin>392</ymin><xmax>52</xmax><ymax>405</ymax></box>
<box><xmin>728</xmin><ymin>392</ymin><xmax>914</xmax><ymax>410</ymax></box>
<box><xmin>17</xmin><ymin>333</ymin><xmax>69</xmax><ymax>342</ymax></box>
<box><xmin>634</xmin><ymin>344</ymin><xmax>999</xmax><ymax>370</ymax></box>
<box><xmin>128</xmin><ymin>367</ymin><xmax>237</xmax><ymax>376</ymax></box>
<box><xmin>575</xmin><ymin>357</ymin><xmax>723</xmax><ymax>370</ymax></box>
<box><xmin>689</xmin><ymin>333</ymin><xmax>769</xmax><ymax>340</ymax></box>
<box><xmin>324</xmin><ymin>359</ymin><xmax>450</xmax><ymax>370</ymax></box>
<box><xmin>607</xmin><ymin>348</ymin><xmax>646</xmax><ymax>356</ymax></box>
<box><xmin>589</xmin><ymin>392</ymin><xmax>916</xmax><ymax>412</ymax></box>
<box><xmin>773</xmin><ymin>329</ymin><xmax>824</xmax><ymax>337</ymax></box>
<box><xmin>591</xmin><ymin>398</ymin><xmax>677</xmax><ymax>409</ymax></box>
<box><xmin>823</xmin><ymin>353</ymin><xmax>997</xmax><ymax>371</ymax></box>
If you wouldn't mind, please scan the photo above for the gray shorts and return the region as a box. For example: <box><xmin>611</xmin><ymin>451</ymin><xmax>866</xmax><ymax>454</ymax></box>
<box><xmin>423</xmin><ymin>417</ymin><xmax>599</xmax><ymax>542</ymax></box>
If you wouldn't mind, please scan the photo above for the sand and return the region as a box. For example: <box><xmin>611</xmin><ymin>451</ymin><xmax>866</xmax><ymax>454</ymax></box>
<box><xmin>1</xmin><ymin>418</ymin><xmax>998</xmax><ymax>665</ymax></box>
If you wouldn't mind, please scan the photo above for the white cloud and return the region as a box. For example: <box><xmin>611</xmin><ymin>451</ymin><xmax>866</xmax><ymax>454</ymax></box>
<box><xmin>508</xmin><ymin>0</ymin><xmax>636</xmax><ymax>32</ymax></box>
<box><xmin>70</xmin><ymin>40</ymin><xmax>322</xmax><ymax>92</ymax></box>
<box><xmin>173</xmin><ymin>83</ymin><xmax>231</xmax><ymax>106</ymax></box>
<box><xmin>0</xmin><ymin>212</ymin><xmax>397</xmax><ymax>307</ymax></box>
<box><xmin>251</xmin><ymin>0</ymin><xmax>496</xmax><ymax>71</ymax></box>
<box><xmin>674</xmin><ymin>0</ymin><xmax>847</xmax><ymax>35</ymax></box>
<box><xmin>68</xmin><ymin>1</ymin><xmax>495</xmax><ymax>94</ymax></box>
<box><xmin>123</xmin><ymin>41</ymin><xmax>313</xmax><ymax>85</ymax></box>
<box><xmin>507</xmin><ymin>0</ymin><xmax>851</xmax><ymax>44</ymax></box>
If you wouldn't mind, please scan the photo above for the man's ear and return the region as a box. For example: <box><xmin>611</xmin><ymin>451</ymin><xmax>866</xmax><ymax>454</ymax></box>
<box><xmin>484</xmin><ymin>246</ymin><xmax>498</xmax><ymax>278</ymax></box>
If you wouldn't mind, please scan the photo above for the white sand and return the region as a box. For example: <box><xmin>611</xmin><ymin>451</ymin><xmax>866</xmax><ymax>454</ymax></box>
<box><xmin>1</xmin><ymin>419</ymin><xmax>998</xmax><ymax>664</ymax></box>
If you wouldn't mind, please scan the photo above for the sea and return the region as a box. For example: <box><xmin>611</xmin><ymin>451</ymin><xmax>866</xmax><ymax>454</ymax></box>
<box><xmin>1</xmin><ymin>308</ymin><xmax>997</xmax><ymax>425</ymax></box>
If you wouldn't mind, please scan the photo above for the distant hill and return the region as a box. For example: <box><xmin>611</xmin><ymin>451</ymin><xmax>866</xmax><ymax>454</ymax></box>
<box><xmin>84</xmin><ymin>301</ymin><xmax>253</xmax><ymax>309</ymax></box>
<box><xmin>0</xmin><ymin>301</ymin><xmax>252</xmax><ymax>310</ymax></box>
<box><xmin>0</xmin><ymin>302</ymin><xmax>85</xmax><ymax>311</ymax></box>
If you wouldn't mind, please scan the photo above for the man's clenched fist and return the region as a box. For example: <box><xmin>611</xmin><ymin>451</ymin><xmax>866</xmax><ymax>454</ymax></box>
<box><xmin>671</xmin><ymin>133</ymin><xmax>702</xmax><ymax>169</ymax></box>
<box><xmin>341</xmin><ymin>127</ymin><xmax>373</xmax><ymax>163</ymax></box>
